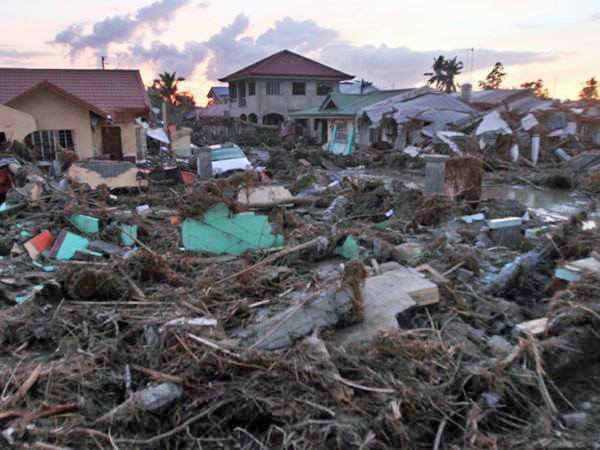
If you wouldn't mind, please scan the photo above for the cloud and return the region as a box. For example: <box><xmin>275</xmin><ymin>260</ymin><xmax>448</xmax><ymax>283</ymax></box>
<box><xmin>51</xmin><ymin>0</ymin><xmax>190</xmax><ymax>56</ymax></box>
<box><xmin>197</xmin><ymin>2</ymin><xmax>209</xmax><ymax>7</ymax></box>
<box><xmin>515</xmin><ymin>23</ymin><xmax>544</xmax><ymax>29</ymax></box>
<box><xmin>121</xmin><ymin>40</ymin><xmax>207</xmax><ymax>77</ymax></box>
<box><xmin>0</xmin><ymin>48</ymin><xmax>51</xmax><ymax>59</ymax></box>
<box><xmin>256</xmin><ymin>18</ymin><xmax>339</xmax><ymax>53</ymax></box>
<box><xmin>52</xmin><ymin>8</ymin><xmax>558</xmax><ymax>87</ymax></box>
<box><xmin>587</xmin><ymin>12</ymin><xmax>600</xmax><ymax>21</ymax></box>
<box><xmin>317</xmin><ymin>44</ymin><xmax>557</xmax><ymax>87</ymax></box>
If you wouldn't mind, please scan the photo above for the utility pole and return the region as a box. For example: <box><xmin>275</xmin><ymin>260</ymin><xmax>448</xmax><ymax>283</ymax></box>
<box><xmin>101</xmin><ymin>56</ymin><xmax>107</xmax><ymax>70</ymax></box>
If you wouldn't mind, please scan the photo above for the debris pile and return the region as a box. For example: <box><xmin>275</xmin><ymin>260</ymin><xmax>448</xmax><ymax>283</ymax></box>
<box><xmin>1</xmin><ymin>129</ymin><xmax>600</xmax><ymax>449</ymax></box>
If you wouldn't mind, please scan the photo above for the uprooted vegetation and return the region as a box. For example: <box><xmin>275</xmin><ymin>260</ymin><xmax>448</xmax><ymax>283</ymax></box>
<box><xmin>2</xmin><ymin>146</ymin><xmax>600</xmax><ymax>448</ymax></box>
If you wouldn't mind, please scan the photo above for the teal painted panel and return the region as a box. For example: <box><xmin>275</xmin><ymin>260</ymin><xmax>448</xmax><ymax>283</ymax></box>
<box><xmin>70</xmin><ymin>214</ymin><xmax>100</xmax><ymax>234</ymax></box>
<box><xmin>334</xmin><ymin>236</ymin><xmax>359</xmax><ymax>260</ymax></box>
<box><xmin>182</xmin><ymin>203</ymin><xmax>284</xmax><ymax>254</ymax></box>
<box><xmin>55</xmin><ymin>232</ymin><xmax>90</xmax><ymax>260</ymax></box>
<box><xmin>121</xmin><ymin>224</ymin><xmax>139</xmax><ymax>246</ymax></box>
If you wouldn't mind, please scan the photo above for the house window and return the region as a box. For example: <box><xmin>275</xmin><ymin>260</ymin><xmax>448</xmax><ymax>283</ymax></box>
<box><xmin>248</xmin><ymin>81</ymin><xmax>256</xmax><ymax>96</ymax></box>
<box><xmin>239</xmin><ymin>82</ymin><xmax>246</xmax><ymax>98</ymax></box>
<box><xmin>58</xmin><ymin>130</ymin><xmax>74</xmax><ymax>149</ymax></box>
<box><xmin>29</xmin><ymin>130</ymin><xmax>74</xmax><ymax>160</ymax></box>
<box><xmin>266</xmin><ymin>80</ymin><xmax>280</xmax><ymax>95</ymax></box>
<box><xmin>317</xmin><ymin>80</ymin><xmax>334</xmax><ymax>96</ymax></box>
<box><xmin>292</xmin><ymin>82</ymin><xmax>306</xmax><ymax>95</ymax></box>
<box><xmin>229</xmin><ymin>82</ymin><xmax>237</xmax><ymax>102</ymax></box>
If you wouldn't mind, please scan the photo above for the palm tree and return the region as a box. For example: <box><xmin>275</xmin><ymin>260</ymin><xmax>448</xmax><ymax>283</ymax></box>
<box><xmin>152</xmin><ymin>71</ymin><xmax>185</xmax><ymax>105</ymax></box>
<box><xmin>579</xmin><ymin>77</ymin><xmax>599</xmax><ymax>101</ymax></box>
<box><xmin>424</xmin><ymin>56</ymin><xmax>447</xmax><ymax>91</ymax></box>
<box><xmin>442</xmin><ymin>57</ymin><xmax>463</xmax><ymax>93</ymax></box>
<box><xmin>424</xmin><ymin>56</ymin><xmax>464</xmax><ymax>93</ymax></box>
<box><xmin>150</xmin><ymin>72</ymin><xmax>195</xmax><ymax>126</ymax></box>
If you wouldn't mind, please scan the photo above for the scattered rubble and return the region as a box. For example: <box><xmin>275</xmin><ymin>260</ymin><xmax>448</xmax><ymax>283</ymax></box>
<box><xmin>1</xmin><ymin>93</ymin><xmax>600</xmax><ymax>449</ymax></box>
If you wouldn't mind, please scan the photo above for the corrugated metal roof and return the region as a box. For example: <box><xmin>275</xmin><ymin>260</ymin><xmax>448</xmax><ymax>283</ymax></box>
<box><xmin>0</xmin><ymin>68</ymin><xmax>149</xmax><ymax>115</ymax></box>
<box><xmin>471</xmin><ymin>89</ymin><xmax>531</xmax><ymax>105</ymax></box>
<box><xmin>218</xmin><ymin>50</ymin><xmax>353</xmax><ymax>82</ymax></box>
<box><xmin>290</xmin><ymin>89</ymin><xmax>410</xmax><ymax>118</ymax></box>
<box><xmin>361</xmin><ymin>87</ymin><xmax>475</xmax><ymax>125</ymax></box>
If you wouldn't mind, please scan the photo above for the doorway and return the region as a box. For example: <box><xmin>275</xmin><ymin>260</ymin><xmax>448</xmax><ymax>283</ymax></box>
<box><xmin>101</xmin><ymin>126</ymin><xmax>123</xmax><ymax>160</ymax></box>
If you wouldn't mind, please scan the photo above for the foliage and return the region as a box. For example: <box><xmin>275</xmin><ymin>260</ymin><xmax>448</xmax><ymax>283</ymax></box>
<box><xmin>424</xmin><ymin>55</ymin><xmax>463</xmax><ymax>93</ymax></box>
<box><xmin>579</xmin><ymin>77</ymin><xmax>599</xmax><ymax>101</ymax></box>
<box><xmin>520</xmin><ymin>79</ymin><xmax>550</xmax><ymax>99</ymax></box>
<box><xmin>148</xmin><ymin>71</ymin><xmax>195</xmax><ymax>125</ymax></box>
<box><xmin>478</xmin><ymin>62</ymin><xmax>506</xmax><ymax>90</ymax></box>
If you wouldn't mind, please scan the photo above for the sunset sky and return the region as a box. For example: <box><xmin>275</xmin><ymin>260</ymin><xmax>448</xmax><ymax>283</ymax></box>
<box><xmin>2</xmin><ymin>0</ymin><xmax>598</xmax><ymax>105</ymax></box>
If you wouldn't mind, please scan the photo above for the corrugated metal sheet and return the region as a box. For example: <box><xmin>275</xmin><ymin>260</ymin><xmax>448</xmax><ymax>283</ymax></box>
<box><xmin>361</xmin><ymin>87</ymin><xmax>475</xmax><ymax>125</ymax></box>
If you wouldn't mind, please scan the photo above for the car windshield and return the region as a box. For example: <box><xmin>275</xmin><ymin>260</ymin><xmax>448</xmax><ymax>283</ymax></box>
<box><xmin>211</xmin><ymin>147</ymin><xmax>244</xmax><ymax>161</ymax></box>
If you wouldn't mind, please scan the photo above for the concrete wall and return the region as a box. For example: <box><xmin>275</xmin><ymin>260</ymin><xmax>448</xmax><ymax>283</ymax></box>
<box><xmin>228</xmin><ymin>78</ymin><xmax>340</xmax><ymax>121</ymax></box>
<box><xmin>9</xmin><ymin>89</ymin><xmax>96</xmax><ymax>158</ymax></box>
<box><xmin>0</xmin><ymin>104</ymin><xmax>37</xmax><ymax>142</ymax></box>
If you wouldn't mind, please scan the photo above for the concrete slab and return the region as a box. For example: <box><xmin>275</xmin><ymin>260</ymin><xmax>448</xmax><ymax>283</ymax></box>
<box><xmin>334</xmin><ymin>268</ymin><xmax>439</xmax><ymax>345</ymax></box>
<box><xmin>237</xmin><ymin>186</ymin><xmax>293</xmax><ymax>205</ymax></box>
<box><xmin>515</xmin><ymin>318</ymin><xmax>548</xmax><ymax>336</ymax></box>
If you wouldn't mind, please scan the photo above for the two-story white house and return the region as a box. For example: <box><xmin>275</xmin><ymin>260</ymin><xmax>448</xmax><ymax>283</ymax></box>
<box><xmin>218</xmin><ymin>50</ymin><xmax>353</xmax><ymax>131</ymax></box>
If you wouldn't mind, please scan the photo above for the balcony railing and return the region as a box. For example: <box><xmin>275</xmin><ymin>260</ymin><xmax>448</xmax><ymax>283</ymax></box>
<box><xmin>239</xmin><ymin>97</ymin><xmax>247</xmax><ymax>107</ymax></box>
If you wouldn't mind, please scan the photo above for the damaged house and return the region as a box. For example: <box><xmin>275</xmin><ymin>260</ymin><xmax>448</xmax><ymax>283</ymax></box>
<box><xmin>0</xmin><ymin>68</ymin><xmax>150</xmax><ymax>161</ymax></box>
<box><xmin>359</xmin><ymin>86</ymin><xmax>477</xmax><ymax>152</ymax></box>
<box><xmin>290</xmin><ymin>89</ymin><xmax>411</xmax><ymax>154</ymax></box>
<box><xmin>218</xmin><ymin>50</ymin><xmax>353</xmax><ymax>130</ymax></box>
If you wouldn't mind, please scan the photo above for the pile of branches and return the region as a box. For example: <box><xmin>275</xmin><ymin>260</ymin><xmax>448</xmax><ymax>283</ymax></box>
<box><xmin>0</xmin><ymin>292</ymin><xmax>562</xmax><ymax>449</ymax></box>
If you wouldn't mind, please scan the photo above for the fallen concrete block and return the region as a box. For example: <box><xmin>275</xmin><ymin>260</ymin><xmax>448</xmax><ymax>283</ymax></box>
<box><xmin>335</xmin><ymin>268</ymin><xmax>439</xmax><ymax>345</ymax></box>
<box><xmin>378</xmin><ymin>261</ymin><xmax>403</xmax><ymax>273</ymax></box>
<box><xmin>241</xmin><ymin>288</ymin><xmax>357</xmax><ymax>350</ymax></box>
<box><xmin>237</xmin><ymin>185</ymin><xmax>293</xmax><ymax>205</ymax></box>
<box><xmin>515</xmin><ymin>318</ymin><xmax>548</xmax><ymax>336</ymax></box>
<box><xmin>67</xmin><ymin>160</ymin><xmax>148</xmax><ymax>190</ymax></box>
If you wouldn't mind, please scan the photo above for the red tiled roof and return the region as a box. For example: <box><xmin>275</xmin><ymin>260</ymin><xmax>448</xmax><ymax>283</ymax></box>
<box><xmin>0</xmin><ymin>68</ymin><xmax>150</xmax><ymax>115</ymax></box>
<box><xmin>218</xmin><ymin>50</ymin><xmax>353</xmax><ymax>82</ymax></box>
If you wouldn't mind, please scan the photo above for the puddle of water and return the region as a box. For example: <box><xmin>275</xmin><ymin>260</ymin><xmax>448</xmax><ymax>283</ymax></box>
<box><xmin>483</xmin><ymin>184</ymin><xmax>589</xmax><ymax>221</ymax></box>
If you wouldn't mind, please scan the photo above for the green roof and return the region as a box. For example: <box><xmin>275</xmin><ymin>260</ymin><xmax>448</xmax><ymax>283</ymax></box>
<box><xmin>290</xmin><ymin>89</ymin><xmax>411</xmax><ymax>118</ymax></box>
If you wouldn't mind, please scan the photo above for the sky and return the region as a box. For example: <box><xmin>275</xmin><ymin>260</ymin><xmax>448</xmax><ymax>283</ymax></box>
<box><xmin>1</xmin><ymin>0</ymin><xmax>599</xmax><ymax>105</ymax></box>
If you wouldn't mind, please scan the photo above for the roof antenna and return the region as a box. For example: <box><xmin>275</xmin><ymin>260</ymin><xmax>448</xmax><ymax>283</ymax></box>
<box><xmin>101</xmin><ymin>56</ymin><xmax>107</xmax><ymax>70</ymax></box>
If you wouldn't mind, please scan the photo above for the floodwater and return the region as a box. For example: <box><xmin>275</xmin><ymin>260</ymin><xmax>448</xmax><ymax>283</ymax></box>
<box><xmin>483</xmin><ymin>184</ymin><xmax>590</xmax><ymax>222</ymax></box>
